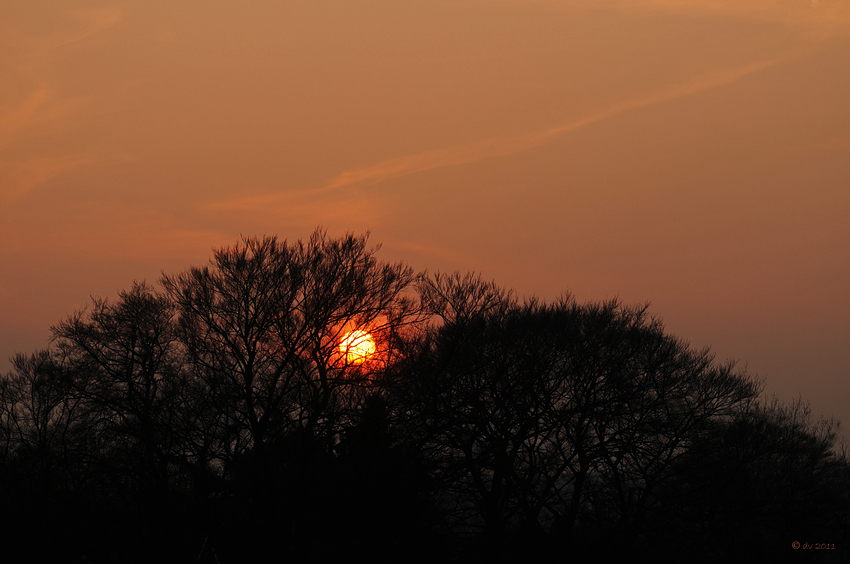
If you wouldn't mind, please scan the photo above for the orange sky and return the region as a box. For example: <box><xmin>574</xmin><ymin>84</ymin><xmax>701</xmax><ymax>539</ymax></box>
<box><xmin>2</xmin><ymin>1</ymin><xmax>849</xmax><ymax>429</ymax></box>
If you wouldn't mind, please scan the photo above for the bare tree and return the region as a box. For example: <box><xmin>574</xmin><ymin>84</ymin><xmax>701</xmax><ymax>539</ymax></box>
<box><xmin>158</xmin><ymin>230</ymin><xmax>422</xmax><ymax>560</ymax></box>
<box><xmin>0</xmin><ymin>349</ymin><xmax>102</xmax><ymax>561</ymax></box>
<box><xmin>397</xmin><ymin>272</ymin><xmax>761</xmax><ymax>561</ymax></box>
<box><xmin>0</xmin><ymin>349</ymin><xmax>83</xmax><ymax>492</ymax></box>
<box><xmin>161</xmin><ymin>230</ymin><xmax>419</xmax><ymax>459</ymax></box>
<box><xmin>51</xmin><ymin>282</ymin><xmax>187</xmax><ymax>500</ymax></box>
<box><xmin>650</xmin><ymin>396</ymin><xmax>850</xmax><ymax>562</ymax></box>
<box><xmin>3</xmin><ymin>233</ymin><xmax>845</xmax><ymax>563</ymax></box>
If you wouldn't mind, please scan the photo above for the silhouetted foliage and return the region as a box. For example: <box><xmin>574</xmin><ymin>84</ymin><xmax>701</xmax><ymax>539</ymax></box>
<box><xmin>650</xmin><ymin>397</ymin><xmax>850</xmax><ymax>563</ymax></box>
<box><xmin>1</xmin><ymin>229</ymin><xmax>847</xmax><ymax>563</ymax></box>
<box><xmin>394</xmin><ymin>272</ymin><xmax>766</xmax><ymax>562</ymax></box>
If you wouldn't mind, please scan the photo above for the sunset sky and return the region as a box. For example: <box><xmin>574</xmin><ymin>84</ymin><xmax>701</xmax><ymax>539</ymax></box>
<box><xmin>2</xmin><ymin>1</ymin><xmax>848</xmax><ymax>429</ymax></box>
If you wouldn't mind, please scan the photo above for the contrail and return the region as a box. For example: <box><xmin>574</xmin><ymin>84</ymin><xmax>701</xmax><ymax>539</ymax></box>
<box><xmin>317</xmin><ymin>57</ymin><xmax>786</xmax><ymax>193</ymax></box>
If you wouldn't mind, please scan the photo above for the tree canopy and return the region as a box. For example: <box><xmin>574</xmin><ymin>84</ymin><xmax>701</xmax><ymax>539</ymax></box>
<box><xmin>2</xmin><ymin>229</ymin><xmax>847</xmax><ymax>563</ymax></box>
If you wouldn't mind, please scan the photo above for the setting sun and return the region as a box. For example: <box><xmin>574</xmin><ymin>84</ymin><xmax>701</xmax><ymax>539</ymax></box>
<box><xmin>340</xmin><ymin>329</ymin><xmax>376</xmax><ymax>364</ymax></box>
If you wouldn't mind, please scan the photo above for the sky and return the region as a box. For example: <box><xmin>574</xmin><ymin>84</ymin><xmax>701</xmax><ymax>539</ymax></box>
<box><xmin>2</xmin><ymin>1</ymin><xmax>849</xmax><ymax>431</ymax></box>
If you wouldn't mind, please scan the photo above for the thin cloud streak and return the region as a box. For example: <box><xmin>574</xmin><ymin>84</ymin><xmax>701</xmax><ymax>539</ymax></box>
<box><xmin>0</xmin><ymin>154</ymin><xmax>94</xmax><ymax>206</ymax></box>
<box><xmin>617</xmin><ymin>0</ymin><xmax>850</xmax><ymax>36</ymax></box>
<box><xmin>0</xmin><ymin>86</ymin><xmax>86</xmax><ymax>151</ymax></box>
<box><xmin>314</xmin><ymin>57</ymin><xmax>789</xmax><ymax>195</ymax></box>
<box><xmin>0</xmin><ymin>8</ymin><xmax>125</xmax><ymax>204</ymax></box>
<box><xmin>61</xmin><ymin>7</ymin><xmax>123</xmax><ymax>47</ymax></box>
<box><xmin>0</xmin><ymin>87</ymin><xmax>50</xmax><ymax>143</ymax></box>
<box><xmin>497</xmin><ymin>0</ymin><xmax>850</xmax><ymax>40</ymax></box>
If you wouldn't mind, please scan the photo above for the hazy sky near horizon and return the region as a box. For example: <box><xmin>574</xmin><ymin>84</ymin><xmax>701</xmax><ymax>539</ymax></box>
<box><xmin>2</xmin><ymin>1</ymin><xmax>849</xmax><ymax>427</ymax></box>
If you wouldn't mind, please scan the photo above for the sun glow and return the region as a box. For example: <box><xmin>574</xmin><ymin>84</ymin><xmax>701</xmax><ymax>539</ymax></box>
<box><xmin>340</xmin><ymin>329</ymin><xmax>376</xmax><ymax>364</ymax></box>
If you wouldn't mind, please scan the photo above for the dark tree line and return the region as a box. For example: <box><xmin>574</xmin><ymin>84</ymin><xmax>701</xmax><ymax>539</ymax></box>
<box><xmin>2</xmin><ymin>230</ymin><xmax>848</xmax><ymax>563</ymax></box>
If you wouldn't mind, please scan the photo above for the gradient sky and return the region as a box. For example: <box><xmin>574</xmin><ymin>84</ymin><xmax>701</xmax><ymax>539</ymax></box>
<box><xmin>2</xmin><ymin>1</ymin><xmax>849</xmax><ymax>430</ymax></box>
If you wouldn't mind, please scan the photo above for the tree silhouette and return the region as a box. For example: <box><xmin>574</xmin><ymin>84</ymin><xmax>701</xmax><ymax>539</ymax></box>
<box><xmin>0</xmin><ymin>230</ymin><xmax>847</xmax><ymax>563</ymax></box>
<box><xmin>0</xmin><ymin>350</ymin><xmax>83</xmax><ymax>559</ymax></box>
<box><xmin>396</xmin><ymin>271</ymin><xmax>764</xmax><ymax>561</ymax></box>
<box><xmin>161</xmin><ymin>231</ymin><xmax>417</xmax><ymax>454</ymax></box>
<box><xmin>49</xmin><ymin>281</ymin><xmax>199</xmax><ymax>560</ymax></box>
<box><xmin>160</xmin><ymin>229</ymin><xmax>420</xmax><ymax>560</ymax></box>
<box><xmin>650</xmin><ymin>397</ymin><xmax>850</xmax><ymax>563</ymax></box>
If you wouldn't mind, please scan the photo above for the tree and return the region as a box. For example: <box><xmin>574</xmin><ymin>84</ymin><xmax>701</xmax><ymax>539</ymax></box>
<box><xmin>548</xmin><ymin>301</ymin><xmax>760</xmax><ymax>559</ymax></box>
<box><xmin>651</xmin><ymin>397</ymin><xmax>850</xmax><ymax>563</ymax></box>
<box><xmin>0</xmin><ymin>349</ymin><xmax>108</xmax><ymax>561</ymax></box>
<box><xmin>2</xmin><ymin>231</ymin><xmax>846</xmax><ymax>562</ymax></box>
<box><xmin>162</xmin><ymin>230</ymin><xmax>418</xmax><ymax>453</ymax></box>
<box><xmin>396</xmin><ymin>272</ymin><xmax>762</xmax><ymax>561</ymax></box>
<box><xmin>0</xmin><ymin>350</ymin><xmax>80</xmax><ymax>490</ymax></box>
<box><xmin>50</xmin><ymin>281</ymin><xmax>199</xmax><ymax>560</ymax></box>
<box><xmin>160</xmin><ymin>229</ymin><xmax>420</xmax><ymax>559</ymax></box>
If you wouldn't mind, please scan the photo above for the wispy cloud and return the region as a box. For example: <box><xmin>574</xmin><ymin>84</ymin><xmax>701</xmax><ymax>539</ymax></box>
<box><xmin>61</xmin><ymin>6</ymin><xmax>123</xmax><ymax>47</ymax></box>
<box><xmin>1</xmin><ymin>6</ymin><xmax>123</xmax><ymax>60</ymax></box>
<box><xmin>204</xmin><ymin>55</ymin><xmax>791</xmax><ymax>221</ymax></box>
<box><xmin>1</xmin><ymin>6</ymin><xmax>123</xmax><ymax>125</ymax></box>
<box><xmin>311</xmin><ymin>57</ymin><xmax>789</xmax><ymax>194</ymax></box>
<box><xmin>0</xmin><ymin>7</ymin><xmax>125</xmax><ymax>204</ymax></box>
<box><xmin>506</xmin><ymin>1</ymin><xmax>850</xmax><ymax>40</ymax></box>
<box><xmin>0</xmin><ymin>87</ymin><xmax>51</xmax><ymax>145</ymax></box>
<box><xmin>0</xmin><ymin>152</ymin><xmax>140</xmax><ymax>207</ymax></box>
<box><xmin>0</xmin><ymin>86</ymin><xmax>86</xmax><ymax>150</ymax></box>
<box><xmin>633</xmin><ymin>0</ymin><xmax>850</xmax><ymax>39</ymax></box>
